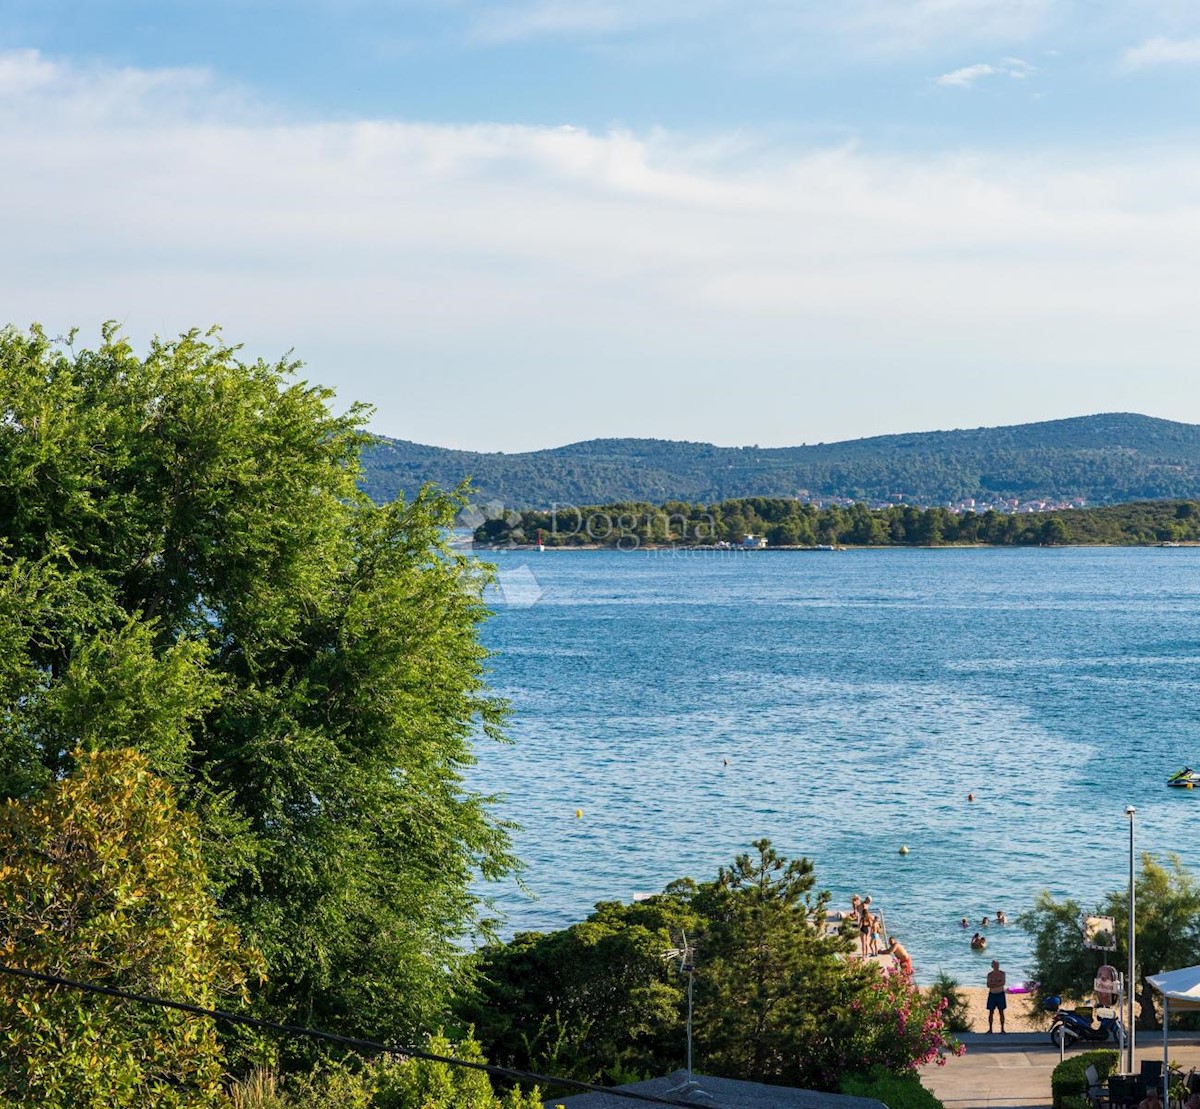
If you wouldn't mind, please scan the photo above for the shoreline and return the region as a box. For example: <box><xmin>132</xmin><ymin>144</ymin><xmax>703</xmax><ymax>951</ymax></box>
<box><xmin>956</xmin><ymin>987</ymin><xmax>1045</xmax><ymax>1033</ymax></box>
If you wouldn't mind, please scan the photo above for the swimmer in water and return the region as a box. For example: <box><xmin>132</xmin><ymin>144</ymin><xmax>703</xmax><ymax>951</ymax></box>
<box><xmin>996</xmin><ymin>910</ymin><xmax>1007</xmax><ymax>925</ymax></box>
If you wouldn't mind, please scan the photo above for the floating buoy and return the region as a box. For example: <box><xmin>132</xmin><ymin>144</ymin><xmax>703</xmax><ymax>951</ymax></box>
<box><xmin>575</xmin><ymin>809</ymin><xmax>583</xmax><ymax>818</ymax></box>
<box><xmin>898</xmin><ymin>845</ymin><xmax>909</xmax><ymax>855</ymax></box>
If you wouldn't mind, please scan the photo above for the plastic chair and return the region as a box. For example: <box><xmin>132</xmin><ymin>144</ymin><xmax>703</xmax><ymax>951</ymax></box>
<box><xmin>1085</xmin><ymin>1064</ymin><xmax>1109</xmax><ymax>1109</ymax></box>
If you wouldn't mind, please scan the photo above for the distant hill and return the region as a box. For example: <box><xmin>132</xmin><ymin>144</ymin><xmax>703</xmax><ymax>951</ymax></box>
<box><xmin>360</xmin><ymin>413</ymin><xmax>1200</xmax><ymax>508</ymax></box>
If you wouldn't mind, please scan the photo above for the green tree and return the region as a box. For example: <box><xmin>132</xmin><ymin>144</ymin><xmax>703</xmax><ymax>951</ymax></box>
<box><xmin>1021</xmin><ymin>854</ymin><xmax>1200</xmax><ymax>1027</ymax></box>
<box><xmin>0</xmin><ymin>748</ymin><xmax>260</xmax><ymax>1108</ymax></box>
<box><xmin>0</xmin><ymin>324</ymin><xmax>516</xmax><ymax>1050</ymax></box>
<box><xmin>462</xmin><ymin>894</ymin><xmax>699</xmax><ymax>1083</ymax></box>
<box><xmin>465</xmin><ymin>844</ymin><xmax>959</xmax><ymax>1093</ymax></box>
<box><xmin>692</xmin><ymin>840</ymin><xmax>850</xmax><ymax>1083</ymax></box>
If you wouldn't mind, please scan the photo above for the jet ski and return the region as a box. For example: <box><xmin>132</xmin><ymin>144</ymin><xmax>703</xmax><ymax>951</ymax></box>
<box><xmin>1168</xmin><ymin>768</ymin><xmax>1200</xmax><ymax>789</ymax></box>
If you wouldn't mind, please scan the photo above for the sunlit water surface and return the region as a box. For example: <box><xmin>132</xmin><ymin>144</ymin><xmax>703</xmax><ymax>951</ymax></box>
<box><xmin>468</xmin><ymin>546</ymin><xmax>1200</xmax><ymax>985</ymax></box>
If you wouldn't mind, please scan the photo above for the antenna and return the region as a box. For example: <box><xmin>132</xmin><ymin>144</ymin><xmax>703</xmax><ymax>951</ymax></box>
<box><xmin>662</xmin><ymin>930</ymin><xmax>712</xmax><ymax>1100</ymax></box>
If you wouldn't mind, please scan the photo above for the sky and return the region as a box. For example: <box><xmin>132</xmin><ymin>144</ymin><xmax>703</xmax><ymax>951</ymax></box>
<box><xmin>3</xmin><ymin>2</ymin><xmax>1200</xmax><ymax>451</ymax></box>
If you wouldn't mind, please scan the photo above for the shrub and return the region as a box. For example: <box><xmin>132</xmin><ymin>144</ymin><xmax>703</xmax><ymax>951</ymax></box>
<box><xmin>1050</xmin><ymin>1049</ymin><xmax>1119</xmax><ymax>1109</ymax></box>
<box><xmin>926</xmin><ymin>974</ymin><xmax>971</xmax><ymax>1034</ymax></box>
<box><xmin>0</xmin><ymin>748</ymin><xmax>260</xmax><ymax>1108</ymax></box>
<box><xmin>842</xmin><ymin>1066</ymin><xmax>946</xmax><ymax>1109</ymax></box>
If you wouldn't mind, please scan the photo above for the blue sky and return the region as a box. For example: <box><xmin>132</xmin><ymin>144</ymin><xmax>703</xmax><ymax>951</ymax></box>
<box><xmin>3</xmin><ymin>2</ymin><xmax>1200</xmax><ymax>450</ymax></box>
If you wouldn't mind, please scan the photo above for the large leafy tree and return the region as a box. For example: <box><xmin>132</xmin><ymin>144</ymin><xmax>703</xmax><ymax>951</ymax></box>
<box><xmin>1023</xmin><ymin>854</ymin><xmax>1200</xmax><ymax>1028</ymax></box>
<box><xmin>0</xmin><ymin>748</ymin><xmax>259</xmax><ymax>1108</ymax></box>
<box><xmin>0</xmin><ymin>323</ymin><xmax>516</xmax><ymax>1046</ymax></box>
<box><xmin>463</xmin><ymin>893</ymin><xmax>700</xmax><ymax>1084</ymax></box>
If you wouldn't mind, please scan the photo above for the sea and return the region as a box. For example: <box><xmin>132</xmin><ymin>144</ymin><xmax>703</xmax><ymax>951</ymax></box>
<box><xmin>467</xmin><ymin>545</ymin><xmax>1200</xmax><ymax>986</ymax></box>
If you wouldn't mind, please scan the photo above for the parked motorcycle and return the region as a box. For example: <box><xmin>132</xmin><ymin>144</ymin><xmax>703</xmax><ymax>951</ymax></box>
<box><xmin>1042</xmin><ymin>996</ymin><xmax>1126</xmax><ymax>1049</ymax></box>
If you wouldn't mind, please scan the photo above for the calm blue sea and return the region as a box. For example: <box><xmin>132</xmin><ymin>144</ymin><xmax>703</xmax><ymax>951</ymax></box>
<box><xmin>469</xmin><ymin>546</ymin><xmax>1200</xmax><ymax>986</ymax></box>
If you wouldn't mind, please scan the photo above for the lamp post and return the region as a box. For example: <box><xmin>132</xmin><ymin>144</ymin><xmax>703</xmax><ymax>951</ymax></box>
<box><xmin>1126</xmin><ymin>805</ymin><xmax>1136</xmax><ymax>1076</ymax></box>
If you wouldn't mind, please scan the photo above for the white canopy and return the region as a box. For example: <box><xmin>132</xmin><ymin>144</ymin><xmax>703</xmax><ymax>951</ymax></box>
<box><xmin>1147</xmin><ymin>965</ymin><xmax>1200</xmax><ymax>1011</ymax></box>
<box><xmin>1146</xmin><ymin>965</ymin><xmax>1200</xmax><ymax>1090</ymax></box>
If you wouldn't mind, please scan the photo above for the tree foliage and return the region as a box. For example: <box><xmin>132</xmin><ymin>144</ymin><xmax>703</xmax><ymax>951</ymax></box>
<box><xmin>0</xmin><ymin>748</ymin><xmax>259</xmax><ymax>1108</ymax></box>
<box><xmin>1021</xmin><ymin>854</ymin><xmax>1200</xmax><ymax>1027</ymax></box>
<box><xmin>476</xmin><ymin>496</ymin><xmax>1200</xmax><ymax>549</ymax></box>
<box><xmin>464</xmin><ymin>841</ymin><xmax>960</xmax><ymax>1093</ymax></box>
<box><xmin>0</xmin><ymin>323</ymin><xmax>516</xmax><ymax>1049</ymax></box>
<box><xmin>227</xmin><ymin>1036</ymin><xmax>542</xmax><ymax>1109</ymax></box>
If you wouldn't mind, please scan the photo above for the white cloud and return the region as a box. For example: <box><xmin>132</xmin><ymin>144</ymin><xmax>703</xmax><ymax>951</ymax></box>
<box><xmin>5</xmin><ymin>49</ymin><xmax>1200</xmax><ymax>448</ymax></box>
<box><xmin>935</xmin><ymin>62</ymin><xmax>1001</xmax><ymax>87</ymax></box>
<box><xmin>935</xmin><ymin>57</ymin><xmax>1034</xmax><ymax>87</ymax></box>
<box><xmin>1122</xmin><ymin>36</ymin><xmax>1200</xmax><ymax>70</ymax></box>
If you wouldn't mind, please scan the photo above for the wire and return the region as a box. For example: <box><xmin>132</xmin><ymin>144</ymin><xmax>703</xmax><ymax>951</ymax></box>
<box><xmin>0</xmin><ymin>963</ymin><xmax>726</xmax><ymax>1109</ymax></box>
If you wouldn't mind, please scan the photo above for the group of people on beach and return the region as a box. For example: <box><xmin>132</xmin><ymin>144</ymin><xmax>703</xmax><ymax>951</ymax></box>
<box><xmin>849</xmin><ymin>895</ymin><xmax>912</xmax><ymax>975</ymax></box>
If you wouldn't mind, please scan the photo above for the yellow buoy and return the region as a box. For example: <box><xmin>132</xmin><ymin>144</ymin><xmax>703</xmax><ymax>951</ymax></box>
<box><xmin>899</xmin><ymin>845</ymin><xmax>910</xmax><ymax>855</ymax></box>
<box><xmin>575</xmin><ymin>809</ymin><xmax>584</xmax><ymax>818</ymax></box>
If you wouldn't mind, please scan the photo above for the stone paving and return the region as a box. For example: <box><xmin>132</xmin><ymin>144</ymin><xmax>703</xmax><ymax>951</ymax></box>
<box><xmin>919</xmin><ymin>1032</ymin><xmax>1200</xmax><ymax>1109</ymax></box>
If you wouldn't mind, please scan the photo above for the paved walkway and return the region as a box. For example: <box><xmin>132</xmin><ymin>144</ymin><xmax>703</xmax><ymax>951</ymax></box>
<box><xmin>919</xmin><ymin>1032</ymin><xmax>1200</xmax><ymax>1109</ymax></box>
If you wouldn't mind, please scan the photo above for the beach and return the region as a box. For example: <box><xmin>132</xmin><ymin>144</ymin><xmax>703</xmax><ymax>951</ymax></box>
<box><xmin>958</xmin><ymin>987</ymin><xmax>1044</xmax><ymax>1033</ymax></box>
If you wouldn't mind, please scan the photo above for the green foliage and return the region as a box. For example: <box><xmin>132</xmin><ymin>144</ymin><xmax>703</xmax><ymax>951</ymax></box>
<box><xmin>1020</xmin><ymin>891</ymin><xmax>1097</xmax><ymax>1012</ymax></box>
<box><xmin>0</xmin><ymin>324</ymin><xmax>516</xmax><ymax>1052</ymax></box>
<box><xmin>226</xmin><ymin>1037</ymin><xmax>542</xmax><ymax>1109</ymax></box>
<box><xmin>363</xmin><ymin>414</ymin><xmax>1200</xmax><ymax>508</ymax></box>
<box><xmin>463</xmin><ymin>894</ymin><xmax>700</xmax><ymax>1084</ymax></box>
<box><xmin>1022</xmin><ymin>855</ymin><xmax>1200</xmax><ymax>1027</ymax></box>
<box><xmin>465</xmin><ymin>841</ymin><xmax>961</xmax><ymax>1093</ymax></box>
<box><xmin>841</xmin><ymin>1066</ymin><xmax>946</xmax><ymax>1109</ymax></box>
<box><xmin>1098</xmin><ymin>855</ymin><xmax>1200</xmax><ymax>1027</ymax></box>
<box><xmin>371</xmin><ymin>1033</ymin><xmax>541</xmax><ymax>1109</ymax></box>
<box><xmin>472</xmin><ymin>496</ymin><xmax>1200</xmax><ymax>549</ymax></box>
<box><xmin>926</xmin><ymin>974</ymin><xmax>971</xmax><ymax>1034</ymax></box>
<box><xmin>691</xmin><ymin>839</ymin><xmax>864</xmax><ymax>1087</ymax></box>
<box><xmin>1049</xmin><ymin>1049</ymin><xmax>1118</xmax><ymax>1109</ymax></box>
<box><xmin>0</xmin><ymin>748</ymin><xmax>260</xmax><ymax>1108</ymax></box>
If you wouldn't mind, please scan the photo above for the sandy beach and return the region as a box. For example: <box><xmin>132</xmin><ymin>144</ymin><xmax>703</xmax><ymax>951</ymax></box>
<box><xmin>957</xmin><ymin>987</ymin><xmax>1045</xmax><ymax>1033</ymax></box>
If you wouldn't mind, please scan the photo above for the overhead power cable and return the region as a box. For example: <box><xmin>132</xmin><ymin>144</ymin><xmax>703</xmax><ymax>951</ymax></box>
<box><xmin>0</xmin><ymin>963</ymin><xmax>727</xmax><ymax>1108</ymax></box>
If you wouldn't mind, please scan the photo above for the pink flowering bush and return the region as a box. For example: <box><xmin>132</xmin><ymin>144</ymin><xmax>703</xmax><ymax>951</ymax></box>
<box><xmin>803</xmin><ymin>965</ymin><xmax>965</xmax><ymax>1090</ymax></box>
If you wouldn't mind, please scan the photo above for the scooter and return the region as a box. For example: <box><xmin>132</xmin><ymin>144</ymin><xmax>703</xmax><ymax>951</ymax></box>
<box><xmin>1043</xmin><ymin>997</ymin><xmax>1126</xmax><ymax>1049</ymax></box>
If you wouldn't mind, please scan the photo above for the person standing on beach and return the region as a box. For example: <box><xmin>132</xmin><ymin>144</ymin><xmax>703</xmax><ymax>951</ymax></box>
<box><xmin>858</xmin><ymin>897</ymin><xmax>873</xmax><ymax>957</ymax></box>
<box><xmin>986</xmin><ymin>959</ymin><xmax>1007</xmax><ymax>1033</ymax></box>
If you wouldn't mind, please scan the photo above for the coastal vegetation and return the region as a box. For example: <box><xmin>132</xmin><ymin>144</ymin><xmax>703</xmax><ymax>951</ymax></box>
<box><xmin>461</xmin><ymin>840</ymin><xmax>960</xmax><ymax>1097</ymax></box>
<box><xmin>363</xmin><ymin>413</ymin><xmax>1200</xmax><ymax>508</ymax></box>
<box><xmin>0</xmin><ymin>325</ymin><xmax>517</xmax><ymax>1102</ymax></box>
<box><xmin>474</xmin><ymin>496</ymin><xmax>1200</xmax><ymax>548</ymax></box>
<box><xmin>1021</xmin><ymin>854</ymin><xmax>1200</xmax><ymax>1029</ymax></box>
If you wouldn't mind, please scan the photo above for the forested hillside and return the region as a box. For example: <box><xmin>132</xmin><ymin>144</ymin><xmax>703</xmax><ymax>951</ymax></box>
<box><xmin>476</xmin><ymin>497</ymin><xmax>1200</xmax><ymax>548</ymax></box>
<box><xmin>361</xmin><ymin>413</ymin><xmax>1200</xmax><ymax>508</ymax></box>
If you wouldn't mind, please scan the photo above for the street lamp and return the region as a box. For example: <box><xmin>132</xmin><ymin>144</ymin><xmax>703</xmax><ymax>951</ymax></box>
<box><xmin>1126</xmin><ymin>805</ymin><xmax>1136</xmax><ymax>1076</ymax></box>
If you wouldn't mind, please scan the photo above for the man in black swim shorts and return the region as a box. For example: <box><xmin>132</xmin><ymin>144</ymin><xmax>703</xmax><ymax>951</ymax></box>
<box><xmin>987</xmin><ymin>959</ymin><xmax>1007</xmax><ymax>1032</ymax></box>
